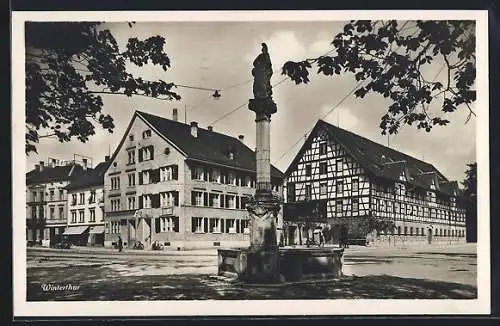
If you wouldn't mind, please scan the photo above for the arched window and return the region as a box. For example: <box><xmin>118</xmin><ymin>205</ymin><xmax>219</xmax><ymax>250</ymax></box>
<box><xmin>397</xmin><ymin>226</ymin><xmax>401</xmax><ymax>235</ymax></box>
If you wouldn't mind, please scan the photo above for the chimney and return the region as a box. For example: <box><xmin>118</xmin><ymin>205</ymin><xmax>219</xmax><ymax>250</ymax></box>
<box><xmin>39</xmin><ymin>161</ymin><xmax>44</xmax><ymax>171</ymax></box>
<box><xmin>35</xmin><ymin>164</ymin><xmax>40</xmax><ymax>172</ymax></box>
<box><xmin>172</xmin><ymin>108</ymin><xmax>178</xmax><ymax>121</ymax></box>
<box><xmin>105</xmin><ymin>155</ymin><xmax>110</xmax><ymax>162</ymax></box>
<box><xmin>51</xmin><ymin>158</ymin><xmax>57</xmax><ymax>167</ymax></box>
<box><xmin>207</xmin><ymin>126</ymin><xmax>213</xmax><ymax>132</ymax></box>
<box><xmin>238</xmin><ymin>135</ymin><xmax>244</xmax><ymax>142</ymax></box>
<box><xmin>190</xmin><ymin>122</ymin><xmax>198</xmax><ymax>138</ymax></box>
<box><xmin>82</xmin><ymin>158</ymin><xmax>88</xmax><ymax>170</ymax></box>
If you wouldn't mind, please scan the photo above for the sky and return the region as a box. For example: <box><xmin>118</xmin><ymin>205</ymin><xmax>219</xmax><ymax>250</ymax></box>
<box><xmin>25</xmin><ymin>20</ymin><xmax>476</xmax><ymax>183</ymax></box>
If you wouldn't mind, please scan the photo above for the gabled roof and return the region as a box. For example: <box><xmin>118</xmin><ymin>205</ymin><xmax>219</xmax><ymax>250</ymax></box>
<box><xmin>108</xmin><ymin>110</ymin><xmax>284</xmax><ymax>179</ymax></box>
<box><xmin>286</xmin><ymin>119</ymin><xmax>458</xmax><ymax>196</ymax></box>
<box><xmin>26</xmin><ymin>163</ymin><xmax>84</xmax><ymax>185</ymax></box>
<box><xmin>65</xmin><ymin>161</ymin><xmax>111</xmax><ymax>191</ymax></box>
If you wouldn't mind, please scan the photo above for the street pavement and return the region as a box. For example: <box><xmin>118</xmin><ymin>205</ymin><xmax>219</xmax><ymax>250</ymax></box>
<box><xmin>25</xmin><ymin>243</ymin><xmax>477</xmax><ymax>300</ymax></box>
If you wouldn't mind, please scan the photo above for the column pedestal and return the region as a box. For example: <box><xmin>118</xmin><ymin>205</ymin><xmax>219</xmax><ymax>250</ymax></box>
<box><xmin>245</xmin><ymin>198</ymin><xmax>281</xmax><ymax>283</ymax></box>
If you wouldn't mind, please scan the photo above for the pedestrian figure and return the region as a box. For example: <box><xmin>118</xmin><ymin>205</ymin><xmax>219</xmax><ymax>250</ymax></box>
<box><xmin>118</xmin><ymin>236</ymin><xmax>123</xmax><ymax>252</ymax></box>
<box><xmin>340</xmin><ymin>224</ymin><xmax>348</xmax><ymax>249</ymax></box>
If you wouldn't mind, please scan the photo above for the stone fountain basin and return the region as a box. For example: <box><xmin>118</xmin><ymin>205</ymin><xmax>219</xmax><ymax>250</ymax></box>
<box><xmin>217</xmin><ymin>247</ymin><xmax>344</xmax><ymax>283</ymax></box>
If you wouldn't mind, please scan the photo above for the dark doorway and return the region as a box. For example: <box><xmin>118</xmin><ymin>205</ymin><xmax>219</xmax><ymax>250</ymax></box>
<box><xmin>288</xmin><ymin>225</ymin><xmax>296</xmax><ymax>246</ymax></box>
<box><xmin>427</xmin><ymin>228</ymin><xmax>433</xmax><ymax>244</ymax></box>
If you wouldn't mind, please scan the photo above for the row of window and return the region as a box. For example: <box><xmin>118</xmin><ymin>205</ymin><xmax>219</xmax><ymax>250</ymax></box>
<box><xmin>191</xmin><ymin>217</ymin><xmax>249</xmax><ymax>234</ymax></box>
<box><xmin>126</xmin><ymin>145</ymin><xmax>155</xmax><ymax>165</ymax></box>
<box><xmin>384</xmin><ymin>226</ymin><xmax>466</xmax><ymax>238</ymax></box>
<box><xmin>70</xmin><ymin>208</ymin><xmax>99</xmax><ymax>224</ymax></box>
<box><xmin>70</xmin><ymin>192</ymin><xmax>98</xmax><ymax>206</ymax></box>
<box><xmin>110</xmin><ymin>165</ymin><xmax>179</xmax><ymax>190</ymax></box>
<box><xmin>109</xmin><ymin>191</ymin><xmax>180</xmax><ymax>211</ymax></box>
<box><xmin>31</xmin><ymin>205</ymin><xmax>64</xmax><ymax>220</ymax></box>
<box><xmin>304</xmin><ymin>159</ymin><xmax>346</xmax><ymax>177</ymax></box>
<box><xmin>191</xmin><ymin>191</ymin><xmax>250</xmax><ymax>209</ymax></box>
<box><xmin>107</xmin><ymin>216</ymin><xmax>250</xmax><ymax>235</ymax></box>
<box><xmin>373</xmin><ymin>198</ymin><xmax>466</xmax><ymax>222</ymax></box>
<box><xmin>31</xmin><ymin>189</ymin><xmax>65</xmax><ymax>202</ymax></box>
<box><xmin>288</xmin><ymin>179</ymin><xmax>359</xmax><ymax>202</ymax></box>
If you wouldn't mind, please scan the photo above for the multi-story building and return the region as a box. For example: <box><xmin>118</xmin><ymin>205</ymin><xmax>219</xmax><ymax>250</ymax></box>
<box><xmin>283</xmin><ymin>119</ymin><xmax>467</xmax><ymax>247</ymax></box>
<box><xmin>103</xmin><ymin>110</ymin><xmax>285</xmax><ymax>249</ymax></box>
<box><xmin>26</xmin><ymin>159</ymin><xmax>85</xmax><ymax>247</ymax></box>
<box><xmin>64</xmin><ymin>159</ymin><xmax>110</xmax><ymax>246</ymax></box>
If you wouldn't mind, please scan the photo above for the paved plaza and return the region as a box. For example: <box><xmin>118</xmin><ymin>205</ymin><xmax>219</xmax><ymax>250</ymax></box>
<box><xmin>26</xmin><ymin>244</ymin><xmax>477</xmax><ymax>300</ymax></box>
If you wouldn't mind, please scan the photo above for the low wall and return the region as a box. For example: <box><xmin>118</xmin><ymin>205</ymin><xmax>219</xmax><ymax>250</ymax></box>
<box><xmin>217</xmin><ymin>247</ymin><xmax>344</xmax><ymax>282</ymax></box>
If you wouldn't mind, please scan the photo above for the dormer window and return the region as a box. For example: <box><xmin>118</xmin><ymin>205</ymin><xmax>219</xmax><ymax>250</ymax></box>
<box><xmin>399</xmin><ymin>171</ymin><xmax>406</xmax><ymax>181</ymax></box>
<box><xmin>142</xmin><ymin>130</ymin><xmax>152</xmax><ymax>139</ymax></box>
<box><xmin>430</xmin><ymin>179</ymin><xmax>436</xmax><ymax>190</ymax></box>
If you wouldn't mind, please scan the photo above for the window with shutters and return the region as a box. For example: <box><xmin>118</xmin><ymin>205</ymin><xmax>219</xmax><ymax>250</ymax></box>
<box><xmin>70</xmin><ymin>210</ymin><xmax>77</xmax><ymax>223</ymax></box>
<box><xmin>225</xmin><ymin>219</ymin><xmax>236</xmax><ymax>233</ymax></box>
<box><xmin>139</xmin><ymin>145</ymin><xmax>154</xmax><ymax>161</ymax></box>
<box><xmin>244</xmin><ymin>175</ymin><xmax>252</xmax><ymax>187</ymax></box>
<box><xmin>71</xmin><ymin>194</ymin><xmax>77</xmax><ymax>206</ymax></box>
<box><xmin>209</xmin><ymin>193</ymin><xmax>220</xmax><ymax>208</ymax></box>
<box><xmin>128</xmin><ymin>173</ymin><xmax>135</xmax><ymax>186</ymax></box>
<box><xmin>161</xmin><ymin>192</ymin><xmax>178</xmax><ymax>207</ymax></box>
<box><xmin>157</xmin><ymin>216</ymin><xmax>179</xmax><ymax>233</ymax></box>
<box><xmin>210</xmin><ymin>168</ymin><xmax>221</xmax><ymax>183</ymax></box>
<box><xmin>127</xmin><ymin>197</ymin><xmax>136</xmax><ymax>210</ymax></box>
<box><xmin>240</xmin><ymin>196</ymin><xmax>249</xmax><ymax>209</ymax></box>
<box><xmin>111</xmin><ymin>199</ymin><xmax>121</xmax><ymax>212</ymax></box>
<box><xmin>141</xmin><ymin>195</ymin><xmax>152</xmax><ymax>209</ymax></box>
<box><xmin>160</xmin><ymin>165</ymin><xmax>178</xmax><ymax>182</ymax></box>
<box><xmin>111</xmin><ymin>176</ymin><xmax>120</xmax><ymax>190</ymax></box>
<box><xmin>241</xmin><ymin>219</ymin><xmax>250</xmax><ymax>234</ymax></box>
<box><xmin>89</xmin><ymin>208</ymin><xmax>96</xmax><ymax>222</ymax></box>
<box><xmin>79</xmin><ymin>210</ymin><xmax>85</xmax><ymax>223</ymax></box>
<box><xmin>226</xmin><ymin>195</ymin><xmax>236</xmax><ymax>209</ymax></box>
<box><xmin>227</xmin><ymin>171</ymin><xmax>237</xmax><ymax>185</ymax></box>
<box><xmin>192</xmin><ymin>166</ymin><xmax>204</xmax><ymax>181</ymax></box>
<box><xmin>140</xmin><ymin>170</ymin><xmax>150</xmax><ymax>184</ymax></box>
<box><xmin>142</xmin><ymin>129</ymin><xmax>152</xmax><ymax>139</ymax></box>
<box><xmin>209</xmin><ymin>218</ymin><xmax>222</xmax><ymax>233</ymax></box>
<box><xmin>79</xmin><ymin>193</ymin><xmax>85</xmax><ymax>205</ymax></box>
<box><xmin>192</xmin><ymin>217</ymin><xmax>205</xmax><ymax>233</ymax></box>
<box><xmin>192</xmin><ymin>191</ymin><xmax>204</xmax><ymax>206</ymax></box>
<box><xmin>127</xmin><ymin>149</ymin><xmax>135</xmax><ymax>165</ymax></box>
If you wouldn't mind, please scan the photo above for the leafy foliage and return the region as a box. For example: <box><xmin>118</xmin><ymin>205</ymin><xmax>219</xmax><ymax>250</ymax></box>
<box><xmin>25</xmin><ymin>22</ymin><xmax>180</xmax><ymax>154</ymax></box>
<box><xmin>282</xmin><ymin>20</ymin><xmax>476</xmax><ymax>135</ymax></box>
<box><xmin>358</xmin><ymin>215</ymin><xmax>397</xmax><ymax>235</ymax></box>
<box><xmin>461</xmin><ymin>162</ymin><xmax>477</xmax><ymax>198</ymax></box>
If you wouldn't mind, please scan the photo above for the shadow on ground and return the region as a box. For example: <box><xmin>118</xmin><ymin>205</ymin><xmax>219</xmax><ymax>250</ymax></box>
<box><xmin>27</xmin><ymin>265</ymin><xmax>477</xmax><ymax>301</ymax></box>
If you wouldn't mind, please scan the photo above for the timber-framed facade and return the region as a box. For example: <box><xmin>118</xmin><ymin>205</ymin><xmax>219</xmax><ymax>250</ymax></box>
<box><xmin>283</xmin><ymin>119</ymin><xmax>467</xmax><ymax>247</ymax></box>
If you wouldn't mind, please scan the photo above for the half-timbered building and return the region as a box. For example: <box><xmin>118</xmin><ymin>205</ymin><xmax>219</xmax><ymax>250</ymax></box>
<box><xmin>283</xmin><ymin>119</ymin><xmax>467</xmax><ymax>247</ymax></box>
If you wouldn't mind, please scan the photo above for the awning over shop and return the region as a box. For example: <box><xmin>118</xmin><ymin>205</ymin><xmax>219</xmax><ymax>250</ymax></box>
<box><xmin>89</xmin><ymin>225</ymin><xmax>105</xmax><ymax>234</ymax></box>
<box><xmin>63</xmin><ymin>226</ymin><xmax>89</xmax><ymax>235</ymax></box>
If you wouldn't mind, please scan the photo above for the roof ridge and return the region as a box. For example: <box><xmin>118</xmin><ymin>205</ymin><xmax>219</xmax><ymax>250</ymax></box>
<box><xmin>318</xmin><ymin>119</ymin><xmax>436</xmax><ymax>167</ymax></box>
<box><xmin>137</xmin><ymin>110</ymin><xmax>244</xmax><ymax>143</ymax></box>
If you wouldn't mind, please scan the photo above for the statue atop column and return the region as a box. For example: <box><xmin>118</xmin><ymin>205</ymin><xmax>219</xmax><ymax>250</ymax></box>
<box><xmin>252</xmin><ymin>43</ymin><xmax>273</xmax><ymax>99</ymax></box>
<box><xmin>249</xmin><ymin>43</ymin><xmax>277</xmax><ymax>114</ymax></box>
